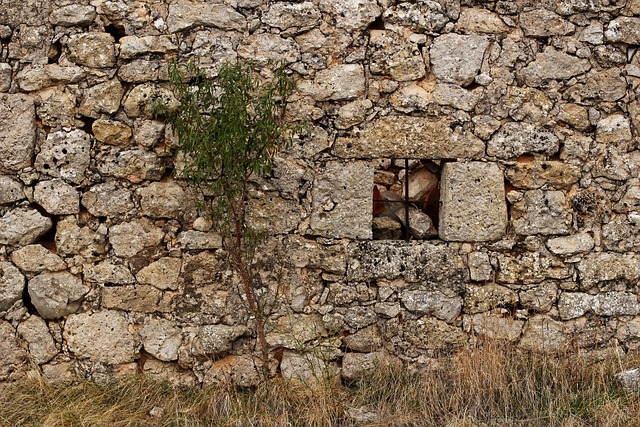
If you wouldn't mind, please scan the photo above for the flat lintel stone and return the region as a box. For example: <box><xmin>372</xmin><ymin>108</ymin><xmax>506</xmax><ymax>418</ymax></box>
<box><xmin>333</xmin><ymin>116</ymin><xmax>484</xmax><ymax>159</ymax></box>
<box><xmin>439</xmin><ymin>161</ymin><xmax>507</xmax><ymax>242</ymax></box>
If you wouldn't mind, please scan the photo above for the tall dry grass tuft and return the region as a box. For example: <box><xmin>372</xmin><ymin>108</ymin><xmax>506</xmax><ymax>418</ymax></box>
<box><xmin>1</xmin><ymin>343</ymin><xmax>639</xmax><ymax>427</ymax></box>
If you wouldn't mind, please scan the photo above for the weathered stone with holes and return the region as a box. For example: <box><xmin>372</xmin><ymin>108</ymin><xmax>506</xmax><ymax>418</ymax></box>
<box><xmin>28</xmin><ymin>271</ymin><xmax>89</xmax><ymax>320</ymax></box>
<box><xmin>280</xmin><ymin>351</ymin><xmax>339</xmax><ymax>384</ymax></box>
<box><xmin>35</xmin><ymin>129</ymin><xmax>91</xmax><ymax>184</ymax></box>
<box><xmin>464</xmin><ymin>284</ymin><xmax>518</xmax><ymax>314</ymax></box>
<box><xmin>0</xmin><ymin>94</ymin><xmax>35</xmax><ymax>173</ymax></box>
<box><xmin>369</xmin><ymin>30</ymin><xmax>426</xmax><ymax>82</ymax></box>
<box><xmin>488</xmin><ymin>123</ymin><xmax>559</xmax><ymax>159</ymax></box>
<box><xmin>0</xmin><ymin>208</ymin><xmax>52</xmax><ymax>246</ymax></box>
<box><xmin>122</xmin><ymin>83</ymin><xmax>179</xmax><ymax>119</ymax></box>
<box><xmin>96</xmin><ymin>149</ymin><xmax>166</xmax><ymax>182</ymax></box>
<box><xmin>519</xmin><ymin>281</ymin><xmax>558</xmax><ymax>313</ymax></box>
<box><xmin>596</xmin><ymin>114</ymin><xmax>632</xmax><ymax>144</ymax></box>
<box><xmin>0</xmin><ymin>259</ymin><xmax>25</xmax><ymax>312</ymax></box>
<box><xmin>512</xmin><ymin>190</ymin><xmax>572</xmax><ymax>236</ymax></box>
<box><xmin>34</xmin><ymin>179</ymin><xmax>80</xmax><ymax>215</ymax></box>
<box><xmin>0</xmin><ymin>176</ymin><xmax>24</xmax><ymax>205</ymax></box>
<box><xmin>311</xmin><ymin>161</ymin><xmax>373</xmax><ymax>239</ymax></box>
<box><xmin>63</xmin><ymin>310</ymin><xmax>137</xmax><ymax>364</ymax></box>
<box><xmin>344</xmin><ymin>325</ymin><xmax>383</xmax><ymax>352</ymax></box>
<box><xmin>81</xmin><ymin>182</ymin><xmax>135</xmax><ymax>217</ymax></box>
<box><xmin>334</xmin><ymin>116</ymin><xmax>485</xmax><ymax>159</ymax></box>
<box><xmin>439</xmin><ymin>162</ymin><xmax>507</xmax><ymax>242</ymax></box>
<box><xmin>383</xmin><ymin>1</ymin><xmax>449</xmax><ymax>32</ymax></box>
<box><xmin>11</xmin><ymin>245</ymin><xmax>66</xmax><ymax>274</ymax></box>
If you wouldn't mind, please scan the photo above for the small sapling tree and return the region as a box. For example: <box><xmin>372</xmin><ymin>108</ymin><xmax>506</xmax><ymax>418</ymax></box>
<box><xmin>156</xmin><ymin>60</ymin><xmax>296</xmax><ymax>368</ymax></box>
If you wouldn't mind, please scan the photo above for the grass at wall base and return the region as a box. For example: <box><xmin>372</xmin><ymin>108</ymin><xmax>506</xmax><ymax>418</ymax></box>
<box><xmin>155</xmin><ymin>60</ymin><xmax>296</xmax><ymax>370</ymax></box>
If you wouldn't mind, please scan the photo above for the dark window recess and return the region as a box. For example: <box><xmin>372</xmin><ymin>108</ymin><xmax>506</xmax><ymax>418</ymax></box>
<box><xmin>372</xmin><ymin>158</ymin><xmax>441</xmax><ymax>241</ymax></box>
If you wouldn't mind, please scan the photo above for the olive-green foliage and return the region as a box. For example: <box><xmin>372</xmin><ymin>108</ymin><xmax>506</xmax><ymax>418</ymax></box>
<box><xmin>159</xmin><ymin>59</ymin><xmax>294</xmax><ymax>218</ymax></box>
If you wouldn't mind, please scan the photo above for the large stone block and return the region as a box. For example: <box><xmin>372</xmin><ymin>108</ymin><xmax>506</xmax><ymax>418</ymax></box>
<box><xmin>310</xmin><ymin>161</ymin><xmax>373</xmax><ymax>239</ymax></box>
<box><xmin>429</xmin><ymin>33</ymin><xmax>490</xmax><ymax>86</ymax></box>
<box><xmin>63</xmin><ymin>310</ymin><xmax>137</xmax><ymax>364</ymax></box>
<box><xmin>35</xmin><ymin>129</ymin><xmax>91</xmax><ymax>184</ymax></box>
<box><xmin>439</xmin><ymin>162</ymin><xmax>507</xmax><ymax>242</ymax></box>
<box><xmin>0</xmin><ymin>94</ymin><xmax>35</xmax><ymax>173</ymax></box>
<box><xmin>33</xmin><ymin>179</ymin><xmax>80</xmax><ymax>215</ymax></box>
<box><xmin>67</xmin><ymin>33</ymin><xmax>116</xmax><ymax>68</ymax></box>
<box><xmin>28</xmin><ymin>271</ymin><xmax>89</xmax><ymax>319</ymax></box>
<box><xmin>0</xmin><ymin>208</ymin><xmax>52</xmax><ymax>246</ymax></box>
<box><xmin>334</xmin><ymin>116</ymin><xmax>484</xmax><ymax>159</ymax></box>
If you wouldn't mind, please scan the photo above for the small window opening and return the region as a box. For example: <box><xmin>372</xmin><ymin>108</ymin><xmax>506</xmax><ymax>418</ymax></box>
<box><xmin>373</xmin><ymin>158</ymin><xmax>441</xmax><ymax>241</ymax></box>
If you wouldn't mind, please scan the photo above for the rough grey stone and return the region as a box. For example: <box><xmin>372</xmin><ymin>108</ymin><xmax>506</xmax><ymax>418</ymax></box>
<box><xmin>11</xmin><ymin>245</ymin><xmax>66</xmax><ymax>274</ymax></box>
<box><xmin>81</xmin><ymin>182</ymin><xmax>135</xmax><ymax>217</ymax></box>
<box><xmin>512</xmin><ymin>190</ymin><xmax>572</xmax><ymax>236</ymax></box>
<box><xmin>558</xmin><ymin>292</ymin><xmax>593</xmax><ymax>320</ymax></box>
<box><xmin>261</xmin><ymin>1</ymin><xmax>321</xmax><ymax>33</ymax></box>
<box><xmin>109</xmin><ymin>219</ymin><xmax>164</xmax><ymax>258</ymax></box>
<box><xmin>55</xmin><ymin>216</ymin><xmax>107</xmax><ymax>258</ymax></box>
<box><xmin>96</xmin><ymin>149</ymin><xmax>166</xmax><ymax>182</ymax></box>
<box><xmin>613</xmin><ymin>369</ymin><xmax>640</xmax><ymax>392</ymax></box>
<box><xmin>400</xmin><ymin>290</ymin><xmax>462</xmax><ymax>323</ymax></box>
<box><xmin>344</xmin><ymin>325</ymin><xmax>383</xmax><ymax>352</ymax></box>
<box><xmin>464</xmin><ymin>283</ymin><xmax>518</xmax><ymax>314</ymax></box>
<box><xmin>0</xmin><ymin>63</ymin><xmax>11</xmax><ymax>92</ymax></box>
<box><xmin>35</xmin><ymin>129</ymin><xmax>91</xmax><ymax>184</ymax></box>
<box><xmin>344</xmin><ymin>306</ymin><xmax>377</xmax><ymax>329</ymax></box>
<box><xmin>334</xmin><ymin>116</ymin><xmax>485</xmax><ymax>159</ymax></box>
<box><xmin>505</xmin><ymin>160</ymin><xmax>581</xmax><ymax>189</ymax></box>
<box><xmin>488</xmin><ymin>122</ymin><xmax>559</xmax><ymax>159</ymax></box>
<box><xmin>176</xmin><ymin>231</ymin><xmax>223</xmax><ymax>250</ymax></box>
<box><xmin>455</xmin><ymin>7</ymin><xmax>509</xmax><ymax>34</ymax></box>
<box><xmin>468</xmin><ymin>252</ymin><xmax>492</xmax><ymax>282</ymax></box>
<box><xmin>348</xmin><ymin>241</ymin><xmax>467</xmax><ymax>286</ymax></box>
<box><xmin>546</xmin><ymin>233</ymin><xmax>595</xmax><ymax>256</ymax></box>
<box><xmin>430</xmin><ymin>34</ymin><xmax>490</xmax><ymax>86</ymax></box>
<box><xmin>123</xmin><ymin>83</ymin><xmax>179</xmax><ymax>119</ymax></box>
<box><xmin>137</xmin><ymin>181</ymin><xmax>193</xmax><ymax>220</ymax></box>
<box><xmin>463</xmin><ymin>313</ymin><xmax>524</xmax><ymax>342</ymax></box>
<box><xmin>102</xmin><ymin>285</ymin><xmax>166</xmax><ymax>313</ymax></box>
<box><xmin>140</xmin><ymin>319</ymin><xmax>182</xmax><ymax>362</ymax></box>
<box><xmin>300</xmin><ymin>64</ymin><xmax>365</xmax><ymax>101</ymax></box>
<box><xmin>605</xmin><ymin>17</ymin><xmax>640</xmax><ymax>44</ymax></box>
<box><xmin>0</xmin><ymin>321</ymin><xmax>25</xmax><ymax>378</ymax></box>
<box><xmin>63</xmin><ymin>310</ymin><xmax>137</xmax><ymax>364</ymax></box>
<box><xmin>119</xmin><ymin>35</ymin><xmax>177</xmax><ymax>60</ymax></box>
<box><xmin>496</xmin><ymin>251</ymin><xmax>572</xmax><ymax>285</ymax></box>
<box><xmin>439</xmin><ymin>162</ymin><xmax>507</xmax><ymax>242</ymax></box>
<box><xmin>15</xmin><ymin>64</ymin><xmax>86</xmax><ymax>92</ymax></box>
<box><xmin>118</xmin><ymin>59</ymin><xmax>168</xmax><ymax>84</ymax></box>
<box><xmin>594</xmin><ymin>292</ymin><xmax>639</xmax><ymax>317</ymax></box>
<box><xmin>83</xmin><ymin>260</ymin><xmax>135</xmax><ymax>285</ymax></box>
<box><xmin>79</xmin><ymin>79</ymin><xmax>125</xmax><ymax>118</ymax></box>
<box><xmin>319</xmin><ymin>0</ymin><xmax>381</xmax><ymax>30</ymax></box>
<box><xmin>238</xmin><ymin>33</ymin><xmax>300</xmax><ymax>66</ymax></box>
<box><xmin>168</xmin><ymin>1</ymin><xmax>245</xmax><ymax>32</ymax></box>
<box><xmin>580</xmin><ymin>22</ymin><xmax>604</xmax><ymax>45</ymax></box>
<box><xmin>0</xmin><ymin>208</ymin><xmax>52</xmax><ymax>246</ymax></box>
<box><xmin>342</xmin><ymin>352</ymin><xmax>400</xmax><ymax>383</ymax></box>
<box><xmin>0</xmin><ymin>259</ymin><xmax>25</xmax><ymax>312</ymax></box>
<box><xmin>191</xmin><ymin>325</ymin><xmax>249</xmax><ymax>357</ymax></box>
<box><xmin>519</xmin><ymin>315</ymin><xmax>567</xmax><ymax>352</ymax></box>
<box><xmin>369</xmin><ymin>30</ymin><xmax>426</xmax><ymax>82</ymax></box>
<box><xmin>0</xmin><ymin>94</ymin><xmax>35</xmax><ymax>173</ymax></box>
<box><xmin>519</xmin><ymin>281</ymin><xmax>558</xmax><ymax>313</ymax></box>
<box><xmin>280</xmin><ymin>351</ymin><xmax>337</xmax><ymax>383</ymax></box>
<box><xmin>33</xmin><ymin>179</ymin><xmax>79</xmax><ymax>215</ymax></box>
<box><xmin>577</xmin><ymin>253</ymin><xmax>640</xmax><ymax>290</ymax></box>
<box><xmin>49</xmin><ymin>4</ymin><xmax>96</xmax><ymax>26</ymax></box>
<box><xmin>432</xmin><ymin>83</ymin><xmax>483</xmax><ymax>111</ymax></box>
<box><xmin>0</xmin><ymin>176</ymin><xmax>25</xmax><ymax>205</ymax></box>
<box><xmin>17</xmin><ymin>316</ymin><xmax>57</xmax><ymax>364</ymax></box>
<box><xmin>204</xmin><ymin>355</ymin><xmax>262</xmax><ymax>388</ymax></box>
<box><xmin>519</xmin><ymin>47</ymin><xmax>591</xmax><ymax>87</ymax></box>
<box><xmin>28</xmin><ymin>271</ymin><xmax>88</xmax><ymax>320</ymax></box>
<box><xmin>136</xmin><ymin>257</ymin><xmax>181</xmax><ymax>291</ymax></box>
<box><xmin>383</xmin><ymin>1</ymin><xmax>449</xmax><ymax>32</ymax></box>
<box><xmin>6</xmin><ymin>24</ymin><xmax>51</xmax><ymax>62</ymax></box>
<box><xmin>67</xmin><ymin>33</ymin><xmax>116</xmax><ymax>68</ymax></box>
<box><xmin>311</xmin><ymin>161</ymin><xmax>373</xmax><ymax>240</ymax></box>
<box><xmin>520</xmin><ymin>9</ymin><xmax>575</xmax><ymax>36</ymax></box>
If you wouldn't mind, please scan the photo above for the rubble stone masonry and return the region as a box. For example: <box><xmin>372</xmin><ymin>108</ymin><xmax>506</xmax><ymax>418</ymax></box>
<box><xmin>1</xmin><ymin>0</ymin><xmax>640</xmax><ymax>384</ymax></box>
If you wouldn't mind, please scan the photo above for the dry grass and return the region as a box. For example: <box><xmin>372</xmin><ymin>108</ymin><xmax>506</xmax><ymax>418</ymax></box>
<box><xmin>1</xmin><ymin>344</ymin><xmax>639</xmax><ymax>427</ymax></box>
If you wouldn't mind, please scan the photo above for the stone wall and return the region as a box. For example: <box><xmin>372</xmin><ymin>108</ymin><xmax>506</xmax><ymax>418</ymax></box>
<box><xmin>2</xmin><ymin>0</ymin><xmax>640</xmax><ymax>385</ymax></box>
